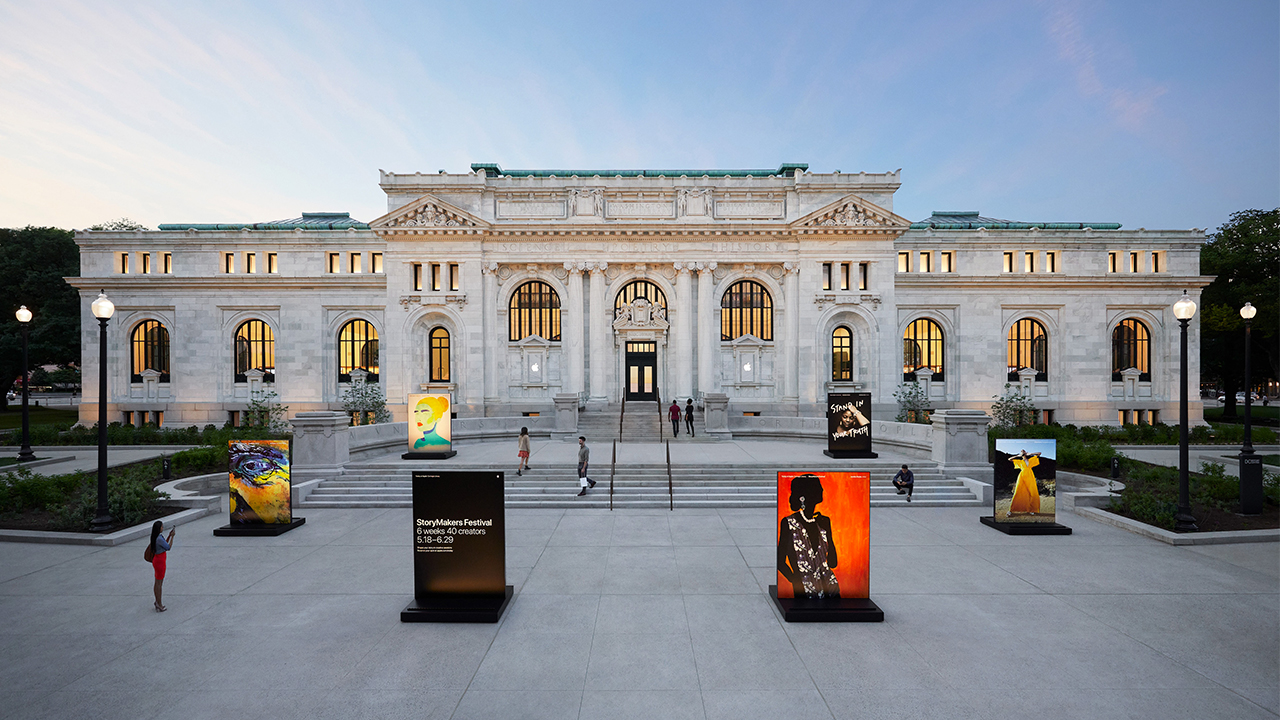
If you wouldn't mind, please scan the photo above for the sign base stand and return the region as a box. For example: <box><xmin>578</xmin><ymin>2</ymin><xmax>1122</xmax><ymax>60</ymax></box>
<box><xmin>980</xmin><ymin>516</ymin><xmax>1072</xmax><ymax>535</ymax></box>
<box><xmin>823</xmin><ymin>450</ymin><xmax>879</xmax><ymax>459</ymax></box>
<box><xmin>214</xmin><ymin>518</ymin><xmax>306</xmax><ymax>537</ymax></box>
<box><xmin>401</xmin><ymin>586</ymin><xmax>513</xmax><ymax>623</ymax></box>
<box><xmin>403</xmin><ymin>451</ymin><xmax>458</xmax><ymax>460</ymax></box>
<box><xmin>770</xmin><ymin>586</ymin><xmax>884</xmax><ymax>622</ymax></box>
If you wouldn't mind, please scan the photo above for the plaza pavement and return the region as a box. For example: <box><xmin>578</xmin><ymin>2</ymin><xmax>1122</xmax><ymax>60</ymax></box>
<box><xmin>0</xmin><ymin>499</ymin><xmax>1276</xmax><ymax>719</ymax></box>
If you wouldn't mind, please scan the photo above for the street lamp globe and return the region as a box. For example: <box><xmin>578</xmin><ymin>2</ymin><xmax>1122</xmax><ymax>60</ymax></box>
<box><xmin>1240</xmin><ymin>302</ymin><xmax>1257</xmax><ymax>320</ymax></box>
<box><xmin>15</xmin><ymin>306</ymin><xmax>31</xmax><ymax>323</ymax></box>
<box><xmin>1173</xmin><ymin>291</ymin><xmax>1197</xmax><ymax>321</ymax></box>
<box><xmin>91</xmin><ymin>291</ymin><xmax>115</xmax><ymax>320</ymax></box>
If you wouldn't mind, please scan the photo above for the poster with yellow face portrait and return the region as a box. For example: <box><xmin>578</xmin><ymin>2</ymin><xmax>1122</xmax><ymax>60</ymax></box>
<box><xmin>228</xmin><ymin>440</ymin><xmax>292</xmax><ymax>525</ymax></box>
<box><xmin>408</xmin><ymin>393</ymin><xmax>452</xmax><ymax>453</ymax></box>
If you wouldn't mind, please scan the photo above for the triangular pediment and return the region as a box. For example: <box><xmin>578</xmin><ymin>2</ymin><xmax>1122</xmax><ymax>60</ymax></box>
<box><xmin>370</xmin><ymin>194</ymin><xmax>488</xmax><ymax>232</ymax></box>
<box><xmin>515</xmin><ymin>334</ymin><xmax>552</xmax><ymax>348</ymax></box>
<box><xmin>792</xmin><ymin>194</ymin><xmax>909</xmax><ymax>230</ymax></box>
<box><xmin>728</xmin><ymin>333</ymin><xmax>767</xmax><ymax>348</ymax></box>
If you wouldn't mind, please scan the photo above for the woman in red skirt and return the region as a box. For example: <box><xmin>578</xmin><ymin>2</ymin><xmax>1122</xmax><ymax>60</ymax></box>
<box><xmin>149</xmin><ymin>520</ymin><xmax>175</xmax><ymax>612</ymax></box>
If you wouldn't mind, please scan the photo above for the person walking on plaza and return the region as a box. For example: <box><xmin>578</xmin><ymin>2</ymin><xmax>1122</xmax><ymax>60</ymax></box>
<box><xmin>669</xmin><ymin>399</ymin><xmax>682</xmax><ymax>437</ymax></box>
<box><xmin>892</xmin><ymin>464</ymin><xmax>914</xmax><ymax>502</ymax></box>
<box><xmin>146</xmin><ymin>520</ymin><xmax>175</xmax><ymax>611</ymax></box>
<box><xmin>516</xmin><ymin>426</ymin><xmax>531</xmax><ymax>476</ymax></box>
<box><xmin>684</xmin><ymin>398</ymin><xmax>695</xmax><ymax>437</ymax></box>
<box><xmin>576</xmin><ymin>436</ymin><xmax>596</xmax><ymax>496</ymax></box>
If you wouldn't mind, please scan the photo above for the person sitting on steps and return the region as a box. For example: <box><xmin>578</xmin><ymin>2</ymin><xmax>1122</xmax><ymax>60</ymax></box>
<box><xmin>892</xmin><ymin>464</ymin><xmax>914</xmax><ymax>502</ymax></box>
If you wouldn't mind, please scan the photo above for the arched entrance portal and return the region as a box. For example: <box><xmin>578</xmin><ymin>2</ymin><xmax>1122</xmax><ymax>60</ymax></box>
<box><xmin>613</xmin><ymin>286</ymin><xmax>669</xmax><ymax>403</ymax></box>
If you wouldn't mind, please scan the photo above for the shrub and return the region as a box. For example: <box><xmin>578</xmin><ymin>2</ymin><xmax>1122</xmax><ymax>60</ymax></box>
<box><xmin>990</xmin><ymin>384</ymin><xmax>1039</xmax><ymax>428</ymax></box>
<box><xmin>52</xmin><ymin>476</ymin><xmax>169</xmax><ymax>531</ymax></box>
<box><xmin>893</xmin><ymin>382</ymin><xmax>932</xmax><ymax>424</ymax></box>
<box><xmin>0</xmin><ymin>467</ymin><xmax>85</xmax><ymax>514</ymax></box>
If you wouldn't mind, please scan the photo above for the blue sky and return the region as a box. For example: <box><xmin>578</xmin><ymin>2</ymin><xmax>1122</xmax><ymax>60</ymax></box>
<box><xmin>0</xmin><ymin>0</ymin><xmax>1275</xmax><ymax>231</ymax></box>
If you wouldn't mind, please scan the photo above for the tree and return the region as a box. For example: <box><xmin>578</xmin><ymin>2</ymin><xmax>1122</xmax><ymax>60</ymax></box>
<box><xmin>0</xmin><ymin>227</ymin><xmax>81</xmax><ymax>410</ymax></box>
<box><xmin>1200</xmin><ymin>209</ymin><xmax>1280</xmax><ymax>416</ymax></box>
<box><xmin>87</xmin><ymin>218</ymin><xmax>148</xmax><ymax>231</ymax></box>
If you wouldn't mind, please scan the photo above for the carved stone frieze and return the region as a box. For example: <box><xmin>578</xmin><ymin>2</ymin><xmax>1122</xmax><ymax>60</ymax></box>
<box><xmin>395</xmin><ymin>203</ymin><xmax>473</xmax><ymax>228</ymax></box>
<box><xmin>806</xmin><ymin>199</ymin><xmax>896</xmax><ymax>227</ymax></box>
<box><xmin>612</xmin><ymin>296</ymin><xmax>669</xmax><ymax>332</ymax></box>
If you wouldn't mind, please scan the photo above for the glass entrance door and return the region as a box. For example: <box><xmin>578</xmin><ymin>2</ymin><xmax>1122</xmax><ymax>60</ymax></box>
<box><xmin>625</xmin><ymin>341</ymin><xmax>657</xmax><ymax>401</ymax></box>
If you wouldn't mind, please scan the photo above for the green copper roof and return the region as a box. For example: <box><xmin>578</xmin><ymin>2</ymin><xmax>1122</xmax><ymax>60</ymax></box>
<box><xmin>158</xmin><ymin>212</ymin><xmax>369</xmax><ymax>231</ymax></box>
<box><xmin>470</xmin><ymin>163</ymin><xmax>809</xmax><ymax>178</ymax></box>
<box><xmin>910</xmin><ymin>211</ymin><xmax>1121</xmax><ymax>230</ymax></box>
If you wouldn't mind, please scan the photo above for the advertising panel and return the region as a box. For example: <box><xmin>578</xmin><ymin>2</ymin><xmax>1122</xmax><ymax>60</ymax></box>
<box><xmin>776</xmin><ymin>471</ymin><xmax>871</xmax><ymax>600</ymax></box>
<box><xmin>228</xmin><ymin>440</ymin><xmax>292</xmax><ymax>525</ymax></box>
<box><xmin>825</xmin><ymin>393</ymin><xmax>875</xmax><ymax>458</ymax></box>
<box><xmin>993</xmin><ymin>438</ymin><xmax>1057</xmax><ymax>523</ymax></box>
<box><xmin>407</xmin><ymin>393</ymin><xmax>453</xmax><ymax>456</ymax></box>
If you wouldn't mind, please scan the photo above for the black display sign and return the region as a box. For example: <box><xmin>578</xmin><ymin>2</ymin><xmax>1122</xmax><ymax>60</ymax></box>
<box><xmin>402</xmin><ymin>470</ymin><xmax>511</xmax><ymax>622</ymax></box>
<box><xmin>825</xmin><ymin>392</ymin><xmax>877</xmax><ymax>458</ymax></box>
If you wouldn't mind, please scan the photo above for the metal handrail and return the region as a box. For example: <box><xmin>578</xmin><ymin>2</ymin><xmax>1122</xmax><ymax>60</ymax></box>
<box><xmin>656</xmin><ymin>384</ymin><xmax>663</xmax><ymax>442</ymax></box>
<box><xmin>618</xmin><ymin>393</ymin><xmax>626</xmax><ymax>441</ymax></box>
<box><xmin>665</xmin><ymin>440</ymin><xmax>673</xmax><ymax>511</ymax></box>
<box><xmin>609</xmin><ymin>439</ymin><xmax>616</xmax><ymax>511</ymax></box>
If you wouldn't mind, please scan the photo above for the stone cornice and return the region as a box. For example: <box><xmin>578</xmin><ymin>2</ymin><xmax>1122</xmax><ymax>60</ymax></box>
<box><xmin>64</xmin><ymin>276</ymin><xmax>388</xmax><ymax>292</ymax></box>
<box><xmin>892</xmin><ymin>274</ymin><xmax>1213</xmax><ymax>289</ymax></box>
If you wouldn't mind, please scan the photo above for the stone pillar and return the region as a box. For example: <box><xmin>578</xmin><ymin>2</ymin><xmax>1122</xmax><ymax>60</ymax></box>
<box><xmin>674</xmin><ymin>262</ymin><xmax>693</xmax><ymax>399</ymax></box>
<box><xmin>290</xmin><ymin>411</ymin><xmax>351</xmax><ymax>501</ymax></box>
<box><xmin>564</xmin><ymin>262</ymin><xmax>585</xmax><ymax>396</ymax></box>
<box><xmin>482</xmin><ymin>262</ymin><xmax>499</xmax><ymax>404</ymax></box>
<box><xmin>784</xmin><ymin>262</ymin><xmax>801</xmax><ymax>402</ymax></box>
<box><xmin>696</xmin><ymin>262</ymin><xmax>717</xmax><ymax>395</ymax></box>
<box><xmin>553</xmin><ymin>392</ymin><xmax>578</xmax><ymax>439</ymax></box>
<box><xmin>588</xmin><ymin>262</ymin><xmax>608</xmax><ymax>406</ymax></box>
<box><xmin>929</xmin><ymin>409</ymin><xmax>991</xmax><ymax>475</ymax></box>
<box><xmin>702</xmin><ymin>392</ymin><xmax>731</xmax><ymax>439</ymax></box>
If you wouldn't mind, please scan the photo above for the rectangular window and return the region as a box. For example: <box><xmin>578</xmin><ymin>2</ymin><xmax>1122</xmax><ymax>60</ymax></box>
<box><xmin>229</xmin><ymin>410</ymin><xmax>240</xmax><ymax>428</ymax></box>
<box><xmin>1108</xmin><ymin>252</ymin><xmax>1117</xmax><ymax>273</ymax></box>
<box><xmin>245</xmin><ymin>252</ymin><xmax>257</xmax><ymax>274</ymax></box>
<box><xmin>1149</xmin><ymin>409</ymin><xmax>1159</xmax><ymax>424</ymax></box>
<box><xmin>449</xmin><ymin>263</ymin><xmax>460</xmax><ymax>291</ymax></box>
<box><xmin>431</xmin><ymin>263</ymin><xmax>442</xmax><ymax>291</ymax></box>
<box><xmin>120</xmin><ymin>253</ymin><xmax>130</xmax><ymax>274</ymax></box>
<box><xmin>1024</xmin><ymin>251</ymin><xmax>1035</xmax><ymax>273</ymax></box>
<box><xmin>152</xmin><ymin>411</ymin><xmax>163</xmax><ymax>427</ymax></box>
<box><xmin>224</xmin><ymin>252</ymin><xmax>235</xmax><ymax>274</ymax></box>
<box><xmin>822</xmin><ymin>262</ymin><xmax>832</xmax><ymax>291</ymax></box>
<box><xmin>327</xmin><ymin>253</ymin><xmax>340</xmax><ymax>274</ymax></box>
<box><xmin>840</xmin><ymin>262</ymin><xmax>850</xmax><ymax>290</ymax></box>
<box><xmin>858</xmin><ymin>262</ymin><xmax>869</xmax><ymax>290</ymax></box>
<box><xmin>897</xmin><ymin>251</ymin><xmax>910</xmax><ymax>273</ymax></box>
<box><xmin>267</xmin><ymin>253</ymin><xmax>278</xmax><ymax>274</ymax></box>
<box><xmin>122</xmin><ymin>411</ymin><xmax>133</xmax><ymax>427</ymax></box>
<box><xmin>162</xmin><ymin>252</ymin><xmax>172</xmax><ymax>274</ymax></box>
<box><xmin>141</xmin><ymin>252</ymin><xmax>151</xmax><ymax>274</ymax></box>
<box><xmin>371</xmin><ymin>252</ymin><xmax>383</xmax><ymax>274</ymax></box>
<box><xmin>1150</xmin><ymin>251</ymin><xmax>1161</xmax><ymax>273</ymax></box>
<box><xmin>1046</xmin><ymin>251</ymin><xmax>1057</xmax><ymax>273</ymax></box>
<box><xmin>412</xmin><ymin>263</ymin><xmax>423</xmax><ymax>291</ymax></box>
<box><xmin>1129</xmin><ymin>252</ymin><xmax>1139</xmax><ymax>273</ymax></box>
<box><xmin>939</xmin><ymin>251</ymin><xmax>953</xmax><ymax>273</ymax></box>
<box><xmin>917</xmin><ymin>252</ymin><xmax>930</xmax><ymax>273</ymax></box>
<box><xmin>1003</xmin><ymin>252</ymin><xmax>1014</xmax><ymax>273</ymax></box>
<box><xmin>349</xmin><ymin>252</ymin><xmax>362</xmax><ymax>274</ymax></box>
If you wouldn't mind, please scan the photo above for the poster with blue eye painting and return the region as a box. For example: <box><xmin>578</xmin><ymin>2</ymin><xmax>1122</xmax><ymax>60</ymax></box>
<box><xmin>228</xmin><ymin>440</ymin><xmax>292</xmax><ymax>525</ymax></box>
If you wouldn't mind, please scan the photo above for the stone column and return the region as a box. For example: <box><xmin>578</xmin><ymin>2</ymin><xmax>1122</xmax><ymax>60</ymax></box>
<box><xmin>588</xmin><ymin>262</ymin><xmax>608</xmax><ymax>406</ymax></box>
<box><xmin>564</xmin><ymin>262</ymin><xmax>585</xmax><ymax>396</ymax></box>
<box><xmin>289</xmin><ymin>411</ymin><xmax>351</xmax><ymax>499</ymax></box>
<box><xmin>674</xmin><ymin>262</ymin><xmax>693</xmax><ymax>399</ymax></box>
<box><xmin>783</xmin><ymin>261</ymin><xmax>801</xmax><ymax>401</ymax></box>
<box><xmin>482</xmin><ymin>262</ymin><xmax>499</xmax><ymax>403</ymax></box>
<box><xmin>696</xmin><ymin>262</ymin><xmax>717</xmax><ymax>395</ymax></box>
<box><xmin>929</xmin><ymin>409</ymin><xmax>991</xmax><ymax>476</ymax></box>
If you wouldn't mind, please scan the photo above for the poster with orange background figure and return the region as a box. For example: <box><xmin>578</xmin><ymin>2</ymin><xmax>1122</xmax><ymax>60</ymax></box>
<box><xmin>776</xmin><ymin>471</ymin><xmax>870</xmax><ymax>599</ymax></box>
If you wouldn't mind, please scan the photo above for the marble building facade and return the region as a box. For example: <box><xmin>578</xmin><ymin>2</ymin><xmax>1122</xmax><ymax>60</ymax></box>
<box><xmin>70</xmin><ymin>163</ymin><xmax>1209</xmax><ymax>428</ymax></box>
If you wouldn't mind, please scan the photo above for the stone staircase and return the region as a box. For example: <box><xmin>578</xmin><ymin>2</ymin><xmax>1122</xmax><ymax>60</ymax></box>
<box><xmin>299</xmin><ymin>457</ymin><xmax>981</xmax><ymax>510</ymax></box>
<box><xmin>576</xmin><ymin>403</ymin><xmax>711</xmax><ymax>444</ymax></box>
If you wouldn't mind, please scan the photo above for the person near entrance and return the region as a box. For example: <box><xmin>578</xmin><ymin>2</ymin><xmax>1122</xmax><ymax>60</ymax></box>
<box><xmin>576</xmin><ymin>436</ymin><xmax>596</xmax><ymax>496</ymax></box>
<box><xmin>893</xmin><ymin>464</ymin><xmax>914</xmax><ymax>502</ymax></box>
<box><xmin>685</xmin><ymin>398</ymin><xmax>695</xmax><ymax>437</ymax></box>
<box><xmin>516</xmin><ymin>426</ymin><xmax>530</xmax><ymax>476</ymax></box>
<box><xmin>669</xmin><ymin>400</ymin><xmax>682</xmax><ymax>436</ymax></box>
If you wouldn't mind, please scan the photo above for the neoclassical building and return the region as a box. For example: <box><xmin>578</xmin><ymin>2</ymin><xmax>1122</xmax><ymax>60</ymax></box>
<box><xmin>72</xmin><ymin>163</ymin><xmax>1208</xmax><ymax>428</ymax></box>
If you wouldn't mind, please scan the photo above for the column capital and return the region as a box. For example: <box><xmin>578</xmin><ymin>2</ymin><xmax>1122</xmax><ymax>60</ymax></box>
<box><xmin>564</xmin><ymin>261</ymin><xmax>585</xmax><ymax>276</ymax></box>
<box><xmin>589</xmin><ymin>261</ymin><xmax>608</xmax><ymax>275</ymax></box>
<box><xmin>482</xmin><ymin>261</ymin><xmax>499</xmax><ymax>275</ymax></box>
<box><xmin>674</xmin><ymin>261</ymin><xmax>693</xmax><ymax>276</ymax></box>
<box><xmin>695</xmin><ymin>261</ymin><xmax>717</xmax><ymax>274</ymax></box>
<box><xmin>783</xmin><ymin>261</ymin><xmax>801</xmax><ymax>275</ymax></box>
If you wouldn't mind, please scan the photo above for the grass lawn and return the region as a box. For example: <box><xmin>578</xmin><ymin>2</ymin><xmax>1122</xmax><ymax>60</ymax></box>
<box><xmin>0</xmin><ymin>407</ymin><xmax>79</xmax><ymax>430</ymax></box>
<box><xmin>1263</xmin><ymin>454</ymin><xmax>1280</xmax><ymax>467</ymax></box>
<box><xmin>1204</xmin><ymin>405</ymin><xmax>1279</xmax><ymax>426</ymax></box>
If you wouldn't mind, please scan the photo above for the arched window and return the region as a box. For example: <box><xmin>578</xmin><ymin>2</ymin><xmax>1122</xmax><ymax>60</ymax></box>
<box><xmin>1112</xmin><ymin>318</ymin><xmax>1150</xmax><ymax>381</ymax></box>
<box><xmin>429</xmin><ymin>327</ymin><xmax>450</xmax><ymax>382</ymax></box>
<box><xmin>831</xmin><ymin>326</ymin><xmax>852</xmax><ymax>382</ymax></box>
<box><xmin>1007</xmin><ymin>318</ymin><xmax>1048</xmax><ymax>381</ymax></box>
<box><xmin>130</xmin><ymin>320</ymin><xmax>170</xmax><ymax>383</ymax></box>
<box><xmin>720</xmin><ymin>280</ymin><xmax>773</xmax><ymax>341</ymax></box>
<box><xmin>508</xmin><ymin>280</ymin><xmax>561</xmax><ymax>341</ymax></box>
<box><xmin>233</xmin><ymin>320</ymin><xmax>275</xmax><ymax>382</ymax></box>
<box><xmin>337</xmin><ymin>319</ymin><xmax>379</xmax><ymax>382</ymax></box>
<box><xmin>614</xmin><ymin>279</ymin><xmax>667</xmax><ymax>312</ymax></box>
<box><xmin>903</xmin><ymin>318</ymin><xmax>944</xmax><ymax>381</ymax></box>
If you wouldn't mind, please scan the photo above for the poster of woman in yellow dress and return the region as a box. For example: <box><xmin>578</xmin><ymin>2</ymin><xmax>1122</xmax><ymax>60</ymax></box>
<box><xmin>993</xmin><ymin>438</ymin><xmax>1056</xmax><ymax>522</ymax></box>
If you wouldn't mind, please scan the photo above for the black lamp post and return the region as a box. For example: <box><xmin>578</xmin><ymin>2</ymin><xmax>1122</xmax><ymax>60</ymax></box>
<box><xmin>90</xmin><ymin>291</ymin><xmax>115</xmax><ymax>531</ymax></box>
<box><xmin>15</xmin><ymin>306</ymin><xmax>34</xmax><ymax>462</ymax></box>
<box><xmin>1173</xmin><ymin>291</ymin><xmax>1198</xmax><ymax>532</ymax></box>
<box><xmin>1239</xmin><ymin>302</ymin><xmax>1263</xmax><ymax>514</ymax></box>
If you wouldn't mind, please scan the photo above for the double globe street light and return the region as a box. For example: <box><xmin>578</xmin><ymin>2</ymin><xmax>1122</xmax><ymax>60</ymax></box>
<box><xmin>1172</xmin><ymin>291</ymin><xmax>1198</xmax><ymax>533</ymax></box>
<box><xmin>15</xmin><ymin>306</ymin><xmax>34</xmax><ymax>462</ymax></box>
<box><xmin>90</xmin><ymin>291</ymin><xmax>115</xmax><ymax>531</ymax></box>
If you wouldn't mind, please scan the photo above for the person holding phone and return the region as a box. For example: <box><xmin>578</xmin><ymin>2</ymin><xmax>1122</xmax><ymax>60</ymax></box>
<box><xmin>149</xmin><ymin>520</ymin><xmax>175</xmax><ymax>612</ymax></box>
